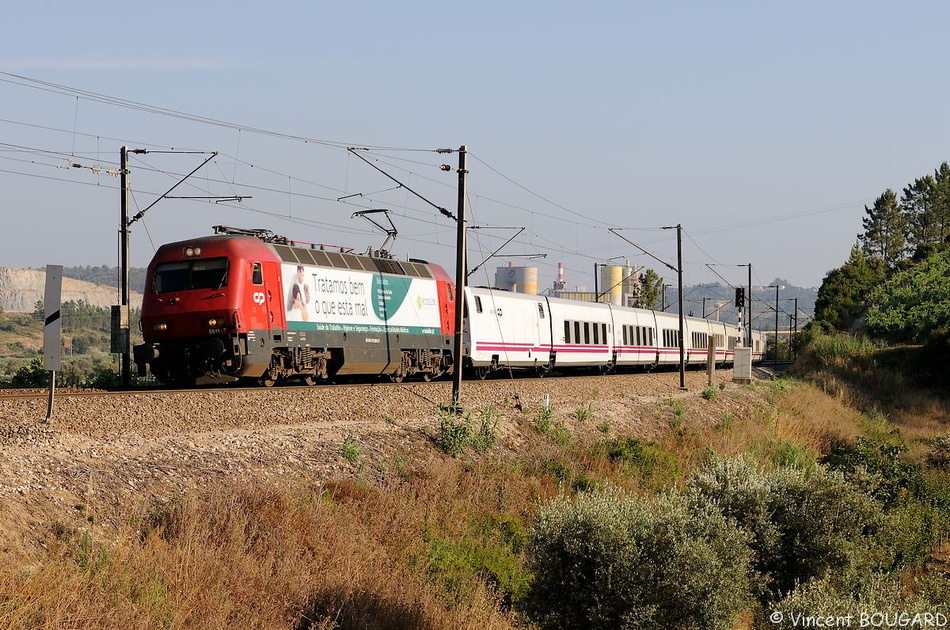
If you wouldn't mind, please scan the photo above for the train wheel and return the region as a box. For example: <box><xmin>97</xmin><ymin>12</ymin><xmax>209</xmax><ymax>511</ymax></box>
<box><xmin>390</xmin><ymin>372</ymin><xmax>405</xmax><ymax>383</ymax></box>
<box><xmin>259</xmin><ymin>375</ymin><xmax>276</xmax><ymax>387</ymax></box>
<box><xmin>300</xmin><ymin>375</ymin><xmax>315</xmax><ymax>386</ymax></box>
<box><xmin>474</xmin><ymin>366</ymin><xmax>490</xmax><ymax>380</ymax></box>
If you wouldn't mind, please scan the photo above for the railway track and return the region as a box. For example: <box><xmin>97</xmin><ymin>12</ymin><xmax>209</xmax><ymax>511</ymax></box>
<box><xmin>0</xmin><ymin>362</ymin><xmax>758</xmax><ymax>404</ymax></box>
<box><xmin>0</xmin><ymin>379</ymin><xmax>425</xmax><ymax>400</ymax></box>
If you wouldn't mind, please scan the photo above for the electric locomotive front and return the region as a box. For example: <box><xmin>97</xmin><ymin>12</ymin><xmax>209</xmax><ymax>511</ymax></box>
<box><xmin>134</xmin><ymin>234</ymin><xmax>282</xmax><ymax>385</ymax></box>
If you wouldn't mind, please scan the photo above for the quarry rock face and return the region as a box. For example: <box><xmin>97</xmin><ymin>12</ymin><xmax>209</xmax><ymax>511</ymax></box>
<box><xmin>0</xmin><ymin>268</ymin><xmax>144</xmax><ymax>312</ymax></box>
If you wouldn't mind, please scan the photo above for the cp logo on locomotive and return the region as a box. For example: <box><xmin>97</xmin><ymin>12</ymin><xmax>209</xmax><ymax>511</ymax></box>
<box><xmin>252</xmin><ymin>292</ymin><xmax>266</xmax><ymax>305</ymax></box>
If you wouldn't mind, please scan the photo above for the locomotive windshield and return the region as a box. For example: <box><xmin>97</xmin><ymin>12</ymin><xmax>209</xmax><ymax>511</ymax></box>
<box><xmin>153</xmin><ymin>257</ymin><xmax>229</xmax><ymax>293</ymax></box>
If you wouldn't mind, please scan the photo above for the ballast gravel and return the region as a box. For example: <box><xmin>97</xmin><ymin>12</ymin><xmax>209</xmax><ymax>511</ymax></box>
<box><xmin>0</xmin><ymin>369</ymin><xmax>763</xmax><ymax>555</ymax></box>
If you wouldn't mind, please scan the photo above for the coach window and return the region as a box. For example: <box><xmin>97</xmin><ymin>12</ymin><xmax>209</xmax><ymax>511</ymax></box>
<box><xmin>574</xmin><ymin>321</ymin><xmax>580</xmax><ymax>345</ymax></box>
<box><xmin>564</xmin><ymin>321</ymin><xmax>571</xmax><ymax>343</ymax></box>
<box><xmin>602</xmin><ymin>324</ymin><xmax>607</xmax><ymax>344</ymax></box>
<box><xmin>593</xmin><ymin>323</ymin><xmax>600</xmax><ymax>345</ymax></box>
<box><xmin>252</xmin><ymin>262</ymin><xmax>263</xmax><ymax>285</ymax></box>
<box><xmin>538</xmin><ymin>303</ymin><xmax>545</xmax><ymax>319</ymax></box>
<box><xmin>584</xmin><ymin>322</ymin><xmax>590</xmax><ymax>344</ymax></box>
<box><xmin>474</xmin><ymin>296</ymin><xmax>483</xmax><ymax>314</ymax></box>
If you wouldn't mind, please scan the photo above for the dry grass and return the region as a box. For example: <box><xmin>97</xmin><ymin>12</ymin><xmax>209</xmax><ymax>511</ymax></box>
<box><xmin>0</xmin><ymin>466</ymin><xmax>525</xmax><ymax>630</ymax></box>
<box><xmin>1</xmin><ymin>354</ymin><xmax>946</xmax><ymax>628</ymax></box>
<box><xmin>643</xmin><ymin>380</ymin><xmax>867</xmax><ymax>481</ymax></box>
<box><xmin>795</xmin><ymin>339</ymin><xmax>950</xmax><ymax>468</ymax></box>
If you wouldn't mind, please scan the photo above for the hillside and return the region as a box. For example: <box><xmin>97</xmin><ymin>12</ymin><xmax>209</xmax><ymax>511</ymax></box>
<box><xmin>0</xmin><ymin>352</ymin><xmax>947</xmax><ymax>626</ymax></box>
<box><xmin>0</xmin><ymin>267</ymin><xmax>144</xmax><ymax>313</ymax></box>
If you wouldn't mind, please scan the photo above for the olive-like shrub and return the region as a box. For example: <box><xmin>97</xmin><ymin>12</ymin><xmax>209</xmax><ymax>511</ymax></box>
<box><xmin>523</xmin><ymin>488</ymin><xmax>750</xmax><ymax>630</ymax></box>
<box><xmin>684</xmin><ymin>455</ymin><xmax>884</xmax><ymax>600</ymax></box>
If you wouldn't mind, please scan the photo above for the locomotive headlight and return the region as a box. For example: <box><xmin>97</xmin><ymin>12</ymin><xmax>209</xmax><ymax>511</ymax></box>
<box><xmin>206</xmin><ymin>317</ymin><xmax>221</xmax><ymax>327</ymax></box>
<box><xmin>152</xmin><ymin>322</ymin><xmax>169</xmax><ymax>332</ymax></box>
<box><xmin>184</xmin><ymin>246</ymin><xmax>202</xmax><ymax>257</ymax></box>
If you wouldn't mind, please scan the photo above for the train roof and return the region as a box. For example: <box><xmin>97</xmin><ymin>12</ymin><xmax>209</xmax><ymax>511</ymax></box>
<box><xmin>155</xmin><ymin>229</ymin><xmax>444</xmax><ymax>281</ymax></box>
<box><xmin>270</xmin><ymin>242</ymin><xmax>437</xmax><ymax>279</ymax></box>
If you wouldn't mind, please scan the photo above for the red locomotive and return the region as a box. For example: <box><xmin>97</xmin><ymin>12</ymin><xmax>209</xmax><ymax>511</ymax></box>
<box><xmin>133</xmin><ymin>226</ymin><xmax>457</xmax><ymax>386</ymax></box>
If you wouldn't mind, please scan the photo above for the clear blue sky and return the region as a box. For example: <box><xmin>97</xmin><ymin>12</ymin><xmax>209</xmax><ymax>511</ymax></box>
<box><xmin>2</xmin><ymin>1</ymin><xmax>949</xmax><ymax>291</ymax></box>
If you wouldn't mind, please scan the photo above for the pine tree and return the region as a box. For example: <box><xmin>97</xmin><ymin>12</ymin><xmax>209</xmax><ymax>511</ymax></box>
<box><xmin>814</xmin><ymin>244</ymin><xmax>885</xmax><ymax>330</ymax></box>
<box><xmin>637</xmin><ymin>268</ymin><xmax>664</xmax><ymax>310</ymax></box>
<box><xmin>858</xmin><ymin>189</ymin><xmax>907</xmax><ymax>267</ymax></box>
<box><xmin>901</xmin><ymin>162</ymin><xmax>950</xmax><ymax>251</ymax></box>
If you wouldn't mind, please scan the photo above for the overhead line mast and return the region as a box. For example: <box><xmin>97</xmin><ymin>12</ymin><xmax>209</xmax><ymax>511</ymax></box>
<box><xmin>449</xmin><ymin>146</ymin><xmax>467</xmax><ymax>408</ymax></box>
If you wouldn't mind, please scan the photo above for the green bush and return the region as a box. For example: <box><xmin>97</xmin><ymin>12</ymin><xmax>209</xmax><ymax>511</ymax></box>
<box><xmin>769</xmin><ymin>440</ymin><xmax>818</xmax><ymax>470</ymax></box>
<box><xmin>84</xmin><ymin>365</ymin><xmax>121</xmax><ymax>389</ymax></box>
<box><xmin>772</xmin><ymin>573</ymin><xmax>934</xmax><ymax>625</ymax></box>
<box><xmin>575</xmin><ymin>403</ymin><xmax>593</xmax><ymax>423</ymax></box>
<box><xmin>821</xmin><ymin>436</ymin><xmax>922</xmax><ymax>507</ymax></box>
<box><xmin>534</xmin><ymin>405</ymin><xmax>554</xmax><ymax>434</ymax></box>
<box><xmin>11</xmin><ymin>357</ymin><xmax>48</xmax><ymax>387</ymax></box>
<box><xmin>550</xmin><ymin>420</ymin><xmax>574</xmax><ymax>447</ymax></box>
<box><xmin>470</xmin><ymin>404</ymin><xmax>500</xmax><ymax>454</ymax></box>
<box><xmin>927</xmin><ymin>433</ymin><xmax>950</xmax><ymax>470</ymax></box>
<box><xmin>436</xmin><ymin>406</ymin><xmax>472</xmax><ymax>457</ymax></box>
<box><xmin>340</xmin><ymin>435</ymin><xmax>361</xmax><ymax>462</ymax></box>
<box><xmin>425</xmin><ymin>514</ymin><xmax>531</xmax><ymax>609</ymax></box>
<box><xmin>873</xmin><ymin>498</ymin><xmax>946</xmax><ymax>571</ymax></box>
<box><xmin>600</xmin><ymin>437</ymin><xmax>679</xmax><ymax>485</ymax></box>
<box><xmin>865</xmin><ymin>249</ymin><xmax>950</xmax><ymax>344</ymax></box>
<box><xmin>524</xmin><ymin>489</ymin><xmax>750</xmax><ymax>630</ymax></box>
<box><xmin>684</xmin><ymin>455</ymin><xmax>883</xmax><ymax>600</ymax></box>
<box><xmin>802</xmin><ymin>331</ymin><xmax>879</xmax><ymax>369</ymax></box>
<box><xmin>436</xmin><ymin>404</ymin><xmax>501</xmax><ymax>457</ymax></box>
<box><xmin>668</xmin><ymin>398</ymin><xmax>686</xmax><ymax>417</ymax></box>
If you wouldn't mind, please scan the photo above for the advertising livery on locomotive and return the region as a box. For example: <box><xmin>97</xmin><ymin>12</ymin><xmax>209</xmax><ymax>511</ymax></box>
<box><xmin>133</xmin><ymin>226</ymin><xmax>455</xmax><ymax>386</ymax></box>
<box><xmin>133</xmin><ymin>227</ymin><xmax>766</xmax><ymax>386</ymax></box>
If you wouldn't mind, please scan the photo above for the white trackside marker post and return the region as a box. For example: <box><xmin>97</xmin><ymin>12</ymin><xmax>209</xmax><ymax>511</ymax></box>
<box><xmin>43</xmin><ymin>265</ymin><xmax>63</xmax><ymax>421</ymax></box>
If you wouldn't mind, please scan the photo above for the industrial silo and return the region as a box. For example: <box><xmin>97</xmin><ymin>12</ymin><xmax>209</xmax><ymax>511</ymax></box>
<box><xmin>599</xmin><ymin>265</ymin><xmax>623</xmax><ymax>305</ymax></box>
<box><xmin>494</xmin><ymin>263</ymin><xmax>539</xmax><ymax>295</ymax></box>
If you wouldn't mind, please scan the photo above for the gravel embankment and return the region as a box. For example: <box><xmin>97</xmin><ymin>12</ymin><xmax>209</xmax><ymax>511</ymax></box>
<box><xmin>0</xmin><ymin>369</ymin><xmax>753</xmax><ymax>554</ymax></box>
